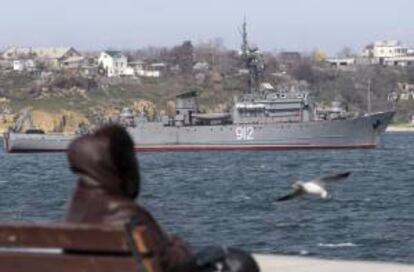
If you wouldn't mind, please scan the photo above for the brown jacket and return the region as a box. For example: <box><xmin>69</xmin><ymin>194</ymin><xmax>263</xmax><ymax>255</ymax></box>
<box><xmin>65</xmin><ymin>125</ymin><xmax>191</xmax><ymax>271</ymax></box>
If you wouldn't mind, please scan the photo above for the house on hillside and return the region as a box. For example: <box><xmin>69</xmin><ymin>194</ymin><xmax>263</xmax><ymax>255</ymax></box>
<box><xmin>193</xmin><ymin>61</ymin><xmax>209</xmax><ymax>71</ymax></box>
<box><xmin>13</xmin><ymin>59</ymin><xmax>37</xmax><ymax>72</ymax></box>
<box><xmin>1</xmin><ymin>47</ymin><xmax>83</xmax><ymax>69</ymax></box>
<box><xmin>128</xmin><ymin>60</ymin><xmax>165</xmax><ymax>78</ymax></box>
<box><xmin>325</xmin><ymin>57</ymin><xmax>355</xmax><ymax>67</ymax></box>
<box><xmin>60</xmin><ymin>55</ymin><xmax>85</xmax><ymax>69</ymax></box>
<box><xmin>80</xmin><ymin>57</ymin><xmax>99</xmax><ymax>77</ymax></box>
<box><xmin>397</xmin><ymin>82</ymin><xmax>414</xmax><ymax>100</ymax></box>
<box><xmin>389</xmin><ymin>82</ymin><xmax>414</xmax><ymax>101</ymax></box>
<box><xmin>362</xmin><ymin>40</ymin><xmax>414</xmax><ymax>66</ymax></box>
<box><xmin>382</xmin><ymin>56</ymin><xmax>414</xmax><ymax>67</ymax></box>
<box><xmin>98</xmin><ymin>51</ymin><xmax>134</xmax><ymax>77</ymax></box>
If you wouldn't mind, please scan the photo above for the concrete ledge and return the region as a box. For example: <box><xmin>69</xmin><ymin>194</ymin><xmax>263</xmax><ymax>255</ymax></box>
<box><xmin>386</xmin><ymin>126</ymin><xmax>414</xmax><ymax>132</ymax></box>
<box><xmin>253</xmin><ymin>254</ymin><xmax>414</xmax><ymax>272</ymax></box>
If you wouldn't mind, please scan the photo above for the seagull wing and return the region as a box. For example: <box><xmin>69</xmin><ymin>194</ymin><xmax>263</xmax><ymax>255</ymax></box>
<box><xmin>276</xmin><ymin>188</ymin><xmax>304</xmax><ymax>202</ymax></box>
<box><xmin>314</xmin><ymin>171</ymin><xmax>351</xmax><ymax>186</ymax></box>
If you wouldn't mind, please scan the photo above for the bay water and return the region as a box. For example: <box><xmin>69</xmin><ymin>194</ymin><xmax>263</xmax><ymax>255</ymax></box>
<box><xmin>0</xmin><ymin>132</ymin><xmax>413</xmax><ymax>263</ymax></box>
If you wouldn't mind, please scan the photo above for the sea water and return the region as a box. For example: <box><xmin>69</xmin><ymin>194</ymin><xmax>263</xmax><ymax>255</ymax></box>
<box><xmin>0</xmin><ymin>132</ymin><xmax>413</xmax><ymax>263</ymax></box>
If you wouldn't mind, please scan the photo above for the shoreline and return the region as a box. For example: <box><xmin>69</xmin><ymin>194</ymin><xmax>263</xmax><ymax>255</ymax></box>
<box><xmin>254</xmin><ymin>254</ymin><xmax>414</xmax><ymax>272</ymax></box>
<box><xmin>386</xmin><ymin>125</ymin><xmax>414</xmax><ymax>132</ymax></box>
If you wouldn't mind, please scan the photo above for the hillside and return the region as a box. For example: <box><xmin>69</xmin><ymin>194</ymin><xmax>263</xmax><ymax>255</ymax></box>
<box><xmin>1</xmin><ymin>49</ymin><xmax>413</xmax><ymax>133</ymax></box>
<box><xmin>0</xmin><ymin>70</ymin><xmax>245</xmax><ymax>133</ymax></box>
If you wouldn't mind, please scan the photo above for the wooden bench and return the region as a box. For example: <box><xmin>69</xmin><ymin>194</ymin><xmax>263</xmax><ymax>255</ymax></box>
<box><xmin>0</xmin><ymin>218</ymin><xmax>162</xmax><ymax>272</ymax></box>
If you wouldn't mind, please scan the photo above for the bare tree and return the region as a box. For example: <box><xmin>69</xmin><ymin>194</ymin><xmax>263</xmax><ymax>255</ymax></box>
<box><xmin>337</xmin><ymin>46</ymin><xmax>355</xmax><ymax>58</ymax></box>
<box><xmin>170</xmin><ymin>41</ymin><xmax>194</xmax><ymax>74</ymax></box>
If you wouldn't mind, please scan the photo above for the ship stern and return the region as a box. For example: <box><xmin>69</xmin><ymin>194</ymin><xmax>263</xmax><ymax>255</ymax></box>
<box><xmin>2</xmin><ymin>132</ymin><xmax>10</xmax><ymax>153</ymax></box>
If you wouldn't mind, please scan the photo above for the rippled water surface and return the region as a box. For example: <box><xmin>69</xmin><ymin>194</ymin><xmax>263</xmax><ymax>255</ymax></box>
<box><xmin>0</xmin><ymin>132</ymin><xmax>413</xmax><ymax>263</ymax></box>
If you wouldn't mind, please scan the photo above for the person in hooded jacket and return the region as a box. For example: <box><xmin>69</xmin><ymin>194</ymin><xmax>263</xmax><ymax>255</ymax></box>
<box><xmin>65</xmin><ymin>125</ymin><xmax>192</xmax><ymax>271</ymax></box>
<box><xmin>66</xmin><ymin>124</ymin><xmax>260</xmax><ymax>272</ymax></box>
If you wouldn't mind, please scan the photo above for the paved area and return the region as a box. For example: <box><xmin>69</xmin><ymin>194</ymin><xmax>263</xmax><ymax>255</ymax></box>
<box><xmin>254</xmin><ymin>254</ymin><xmax>414</xmax><ymax>272</ymax></box>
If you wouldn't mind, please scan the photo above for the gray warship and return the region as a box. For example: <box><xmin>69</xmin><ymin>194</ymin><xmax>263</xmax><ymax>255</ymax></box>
<box><xmin>3</xmin><ymin>23</ymin><xmax>394</xmax><ymax>153</ymax></box>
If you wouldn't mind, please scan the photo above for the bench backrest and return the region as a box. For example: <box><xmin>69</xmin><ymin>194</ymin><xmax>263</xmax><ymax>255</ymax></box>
<box><xmin>0</xmin><ymin>222</ymin><xmax>162</xmax><ymax>272</ymax></box>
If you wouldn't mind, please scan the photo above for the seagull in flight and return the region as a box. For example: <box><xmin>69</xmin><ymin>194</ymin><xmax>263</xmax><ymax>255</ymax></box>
<box><xmin>276</xmin><ymin>172</ymin><xmax>351</xmax><ymax>201</ymax></box>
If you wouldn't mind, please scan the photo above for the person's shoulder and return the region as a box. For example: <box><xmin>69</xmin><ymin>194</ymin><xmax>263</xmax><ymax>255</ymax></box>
<box><xmin>102</xmin><ymin>198</ymin><xmax>158</xmax><ymax>225</ymax></box>
<box><xmin>101</xmin><ymin>198</ymin><xmax>138</xmax><ymax>224</ymax></box>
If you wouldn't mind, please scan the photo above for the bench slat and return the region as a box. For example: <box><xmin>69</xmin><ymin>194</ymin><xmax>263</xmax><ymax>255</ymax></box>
<box><xmin>0</xmin><ymin>223</ymin><xmax>134</xmax><ymax>252</ymax></box>
<box><xmin>0</xmin><ymin>252</ymin><xmax>139</xmax><ymax>272</ymax></box>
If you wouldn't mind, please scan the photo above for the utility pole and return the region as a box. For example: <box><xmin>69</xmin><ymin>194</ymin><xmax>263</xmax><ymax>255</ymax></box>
<box><xmin>367</xmin><ymin>79</ymin><xmax>372</xmax><ymax>114</ymax></box>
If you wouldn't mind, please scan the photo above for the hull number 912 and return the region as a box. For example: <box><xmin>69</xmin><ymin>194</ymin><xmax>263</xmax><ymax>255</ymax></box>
<box><xmin>235</xmin><ymin>126</ymin><xmax>254</xmax><ymax>140</ymax></box>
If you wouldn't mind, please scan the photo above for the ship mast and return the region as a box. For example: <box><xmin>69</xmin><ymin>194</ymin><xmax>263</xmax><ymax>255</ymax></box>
<box><xmin>241</xmin><ymin>19</ymin><xmax>249</xmax><ymax>58</ymax></box>
<box><xmin>240</xmin><ymin>19</ymin><xmax>264</xmax><ymax>94</ymax></box>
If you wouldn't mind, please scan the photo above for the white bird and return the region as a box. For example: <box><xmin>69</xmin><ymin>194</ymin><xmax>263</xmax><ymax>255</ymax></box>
<box><xmin>276</xmin><ymin>172</ymin><xmax>351</xmax><ymax>201</ymax></box>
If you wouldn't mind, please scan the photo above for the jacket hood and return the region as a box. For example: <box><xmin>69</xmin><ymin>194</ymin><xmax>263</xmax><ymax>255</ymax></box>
<box><xmin>67</xmin><ymin>125</ymin><xmax>140</xmax><ymax>199</ymax></box>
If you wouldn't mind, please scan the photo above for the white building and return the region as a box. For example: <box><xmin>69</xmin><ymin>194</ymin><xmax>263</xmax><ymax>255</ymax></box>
<box><xmin>382</xmin><ymin>56</ymin><xmax>414</xmax><ymax>67</ymax></box>
<box><xmin>128</xmin><ymin>60</ymin><xmax>163</xmax><ymax>78</ymax></box>
<box><xmin>136</xmin><ymin>69</ymin><xmax>160</xmax><ymax>78</ymax></box>
<box><xmin>362</xmin><ymin>40</ymin><xmax>407</xmax><ymax>58</ymax></box>
<box><xmin>13</xmin><ymin>59</ymin><xmax>36</xmax><ymax>72</ymax></box>
<box><xmin>398</xmin><ymin>82</ymin><xmax>414</xmax><ymax>100</ymax></box>
<box><xmin>363</xmin><ymin>40</ymin><xmax>412</xmax><ymax>65</ymax></box>
<box><xmin>193</xmin><ymin>61</ymin><xmax>209</xmax><ymax>71</ymax></box>
<box><xmin>325</xmin><ymin>58</ymin><xmax>355</xmax><ymax>67</ymax></box>
<box><xmin>98</xmin><ymin>51</ymin><xmax>131</xmax><ymax>77</ymax></box>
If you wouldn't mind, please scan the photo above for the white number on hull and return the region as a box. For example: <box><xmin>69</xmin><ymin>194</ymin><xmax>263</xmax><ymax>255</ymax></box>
<box><xmin>235</xmin><ymin>126</ymin><xmax>254</xmax><ymax>140</ymax></box>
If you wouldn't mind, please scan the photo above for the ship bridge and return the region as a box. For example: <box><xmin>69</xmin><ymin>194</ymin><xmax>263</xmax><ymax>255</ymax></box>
<box><xmin>233</xmin><ymin>90</ymin><xmax>313</xmax><ymax>124</ymax></box>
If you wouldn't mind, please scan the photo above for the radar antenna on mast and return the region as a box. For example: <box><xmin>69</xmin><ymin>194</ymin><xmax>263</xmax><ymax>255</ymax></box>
<box><xmin>239</xmin><ymin>19</ymin><xmax>264</xmax><ymax>94</ymax></box>
<box><xmin>240</xmin><ymin>17</ymin><xmax>249</xmax><ymax>57</ymax></box>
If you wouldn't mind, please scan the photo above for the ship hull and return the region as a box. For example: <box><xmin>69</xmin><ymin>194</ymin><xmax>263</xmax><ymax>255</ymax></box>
<box><xmin>3</xmin><ymin>111</ymin><xmax>394</xmax><ymax>153</ymax></box>
<box><xmin>134</xmin><ymin>144</ymin><xmax>376</xmax><ymax>152</ymax></box>
<box><xmin>3</xmin><ymin>133</ymin><xmax>74</xmax><ymax>153</ymax></box>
